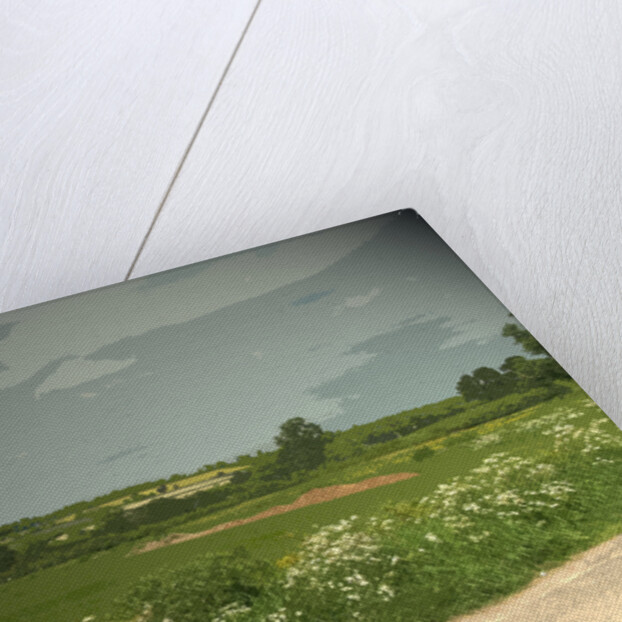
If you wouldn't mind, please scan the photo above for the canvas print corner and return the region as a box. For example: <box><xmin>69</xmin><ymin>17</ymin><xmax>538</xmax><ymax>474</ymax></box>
<box><xmin>0</xmin><ymin>211</ymin><xmax>620</xmax><ymax>622</ymax></box>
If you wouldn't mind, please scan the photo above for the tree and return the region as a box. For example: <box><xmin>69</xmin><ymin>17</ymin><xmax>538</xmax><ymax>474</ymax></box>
<box><xmin>100</xmin><ymin>509</ymin><xmax>134</xmax><ymax>534</ymax></box>
<box><xmin>275</xmin><ymin>417</ymin><xmax>329</xmax><ymax>474</ymax></box>
<box><xmin>502</xmin><ymin>323</ymin><xmax>569</xmax><ymax>379</ymax></box>
<box><xmin>456</xmin><ymin>366</ymin><xmax>516</xmax><ymax>402</ymax></box>
<box><xmin>457</xmin><ymin>323</ymin><xmax>570</xmax><ymax>401</ymax></box>
<box><xmin>502</xmin><ymin>323</ymin><xmax>549</xmax><ymax>356</ymax></box>
<box><xmin>230</xmin><ymin>469</ymin><xmax>252</xmax><ymax>486</ymax></box>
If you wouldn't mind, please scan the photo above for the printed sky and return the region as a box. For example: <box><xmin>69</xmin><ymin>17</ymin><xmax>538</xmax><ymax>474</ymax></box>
<box><xmin>0</xmin><ymin>212</ymin><xmax>524</xmax><ymax>524</ymax></box>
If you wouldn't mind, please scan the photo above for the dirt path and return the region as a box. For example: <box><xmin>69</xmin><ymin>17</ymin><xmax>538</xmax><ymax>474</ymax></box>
<box><xmin>453</xmin><ymin>533</ymin><xmax>622</xmax><ymax>622</ymax></box>
<box><xmin>135</xmin><ymin>472</ymin><xmax>418</xmax><ymax>554</ymax></box>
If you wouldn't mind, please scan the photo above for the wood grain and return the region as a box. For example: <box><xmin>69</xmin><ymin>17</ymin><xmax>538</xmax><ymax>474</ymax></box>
<box><xmin>133</xmin><ymin>0</ymin><xmax>622</xmax><ymax>424</ymax></box>
<box><xmin>0</xmin><ymin>0</ymin><xmax>256</xmax><ymax>311</ymax></box>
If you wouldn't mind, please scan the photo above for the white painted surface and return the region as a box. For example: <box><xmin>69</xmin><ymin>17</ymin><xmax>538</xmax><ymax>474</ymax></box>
<box><xmin>1</xmin><ymin>1</ymin><xmax>620</xmax><ymax>422</ymax></box>
<box><xmin>0</xmin><ymin>0</ymin><xmax>256</xmax><ymax>310</ymax></box>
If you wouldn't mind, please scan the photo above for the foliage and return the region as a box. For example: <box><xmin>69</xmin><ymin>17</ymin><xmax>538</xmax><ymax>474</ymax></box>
<box><xmin>349</xmin><ymin>385</ymin><xmax>567</xmax><ymax>463</ymax></box>
<box><xmin>325</xmin><ymin>396</ymin><xmax>468</xmax><ymax>461</ymax></box>
<box><xmin>0</xmin><ymin>544</ymin><xmax>17</xmax><ymax>573</ymax></box>
<box><xmin>502</xmin><ymin>354</ymin><xmax>568</xmax><ymax>385</ymax></box>
<box><xmin>106</xmin><ymin>550</ymin><xmax>276</xmax><ymax>622</ymax></box>
<box><xmin>456</xmin><ymin>366</ymin><xmax>516</xmax><ymax>401</ymax></box>
<box><xmin>230</xmin><ymin>470</ymin><xmax>252</xmax><ymax>486</ymax></box>
<box><xmin>275</xmin><ymin>417</ymin><xmax>329</xmax><ymax>474</ymax></box>
<box><xmin>457</xmin><ymin>323</ymin><xmax>569</xmax><ymax>401</ymax></box>
<box><xmin>502</xmin><ymin>322</ymin><xmax>549</xmax><ymax>355</ymax></box>
<box><xmin>1</xmin><ymin>384</ymin><xmax>564</xmax><ymax>586</ymax></box>
<box><xmin>102</xmin><ymin>399</ymin><xmax>622</xmax><ymax>622</ymax></box>
<box><xmin>0</xmin><ymin>314</ymin><xmax>603</xmax><ymax>621</ymax></box>
<box><xmin>101</xmin><ymin>510</ymin><xmax>135</xmax><ymax>534</ymax></box>
<box><xmin>0</xmin><ymin>323</ymin><xmax>570</xmax><ymax>587</ymax></box>
<box><xmin>411</xmin><ymin>446</ymin><xmax>435</xmax><ymax>462</ymax></box>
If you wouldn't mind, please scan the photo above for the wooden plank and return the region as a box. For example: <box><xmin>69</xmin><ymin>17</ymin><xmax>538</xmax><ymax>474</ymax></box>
<box><xmin>0</xmin><ymin>0</ymin><xmax>257</xmax><ymax>312</ymax></box>
<box><xmin>133</xmin><ymin>0</ymin><xmax>622</xmax><ymax>424</ymax></box>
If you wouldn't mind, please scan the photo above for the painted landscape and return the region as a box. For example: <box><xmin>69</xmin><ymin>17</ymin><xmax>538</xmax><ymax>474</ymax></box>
<box><xmin>1</xmin><ymin>212</ymin><xmax>620</xmax><ymax>621</ymax></box>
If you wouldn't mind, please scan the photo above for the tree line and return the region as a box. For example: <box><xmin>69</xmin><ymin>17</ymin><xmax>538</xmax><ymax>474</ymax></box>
<box><xmin>0</xmin><ymin>321</ymin><xmax>569</xmax><ymax>579</ymax></box>
<box><xmin>456</xmin><ymin>321</ymin><xmax>569</xmax><ymax>401</ymax></box>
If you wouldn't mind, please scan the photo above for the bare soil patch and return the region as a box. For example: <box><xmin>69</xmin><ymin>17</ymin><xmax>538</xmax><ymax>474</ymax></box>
<box><xmin>135</xmin><ymin>472</ymin><xmax>418</xmax><ymax>555</ymax></box>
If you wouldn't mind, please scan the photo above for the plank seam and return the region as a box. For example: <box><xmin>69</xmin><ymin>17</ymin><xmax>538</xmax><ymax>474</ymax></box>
<box><xmin>124</xmin><ymin>0</ymin><xmax>264</xmax><ymax>281</ymax></box>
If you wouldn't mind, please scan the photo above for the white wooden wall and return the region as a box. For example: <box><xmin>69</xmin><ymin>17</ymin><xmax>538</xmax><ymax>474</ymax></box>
<box><xmin>1</xmin><ymin>0</ymin><xmax>621</xmax><ymax>424</ymax></box>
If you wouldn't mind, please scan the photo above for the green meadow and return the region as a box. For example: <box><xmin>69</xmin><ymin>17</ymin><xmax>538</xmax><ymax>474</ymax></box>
<box><xmin>2</xmin><ymin>381</ymin><xmax>622</xmax><ymax>622</ymax></box>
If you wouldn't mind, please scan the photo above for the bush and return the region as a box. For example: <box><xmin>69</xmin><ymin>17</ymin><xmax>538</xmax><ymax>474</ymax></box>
<box><xmin>107</xmin><ymin>550</ymin><xmax>275</xmax><ymax>622</ymax></box>
<box><xmin>412</xmin><ymin>446</ymin><xmax>435</xmax><ymax>462</ymax></box>
<box><xmin>99</xmin><ymin>397</ymin><xmax>620</xmax><ymax>622</ymax></box>
<box><xmin>230</xmin><ymin>469</ymin><xmax>252</xmax><ymax>485</ymax></box>
<box><xmin>0</xmin><ymin>544</ymin><xmax>17</xmax><ymax>573</ymax></box>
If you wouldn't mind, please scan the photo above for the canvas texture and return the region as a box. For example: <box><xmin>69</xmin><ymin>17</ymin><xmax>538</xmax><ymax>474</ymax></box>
<box><xmin>0</xmin><ymin>211</ymin><xmax>620</xmax><ymax>621</ymax></box>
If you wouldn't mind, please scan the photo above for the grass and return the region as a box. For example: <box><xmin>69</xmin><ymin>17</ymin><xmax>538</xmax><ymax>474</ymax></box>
<box><xmin>2</xmin><ymin>385</ymin><xmax>620</xmax><ymax>621</ymax></box>
<box><xmin>103</xmin><ymin>389</ymin><xmax>622</xmax><ymax>621</ymax></box>
<box><xmin>0</xmin><ymin>446</ymin><xmax>479</xmax><ymax>622</ymax></box>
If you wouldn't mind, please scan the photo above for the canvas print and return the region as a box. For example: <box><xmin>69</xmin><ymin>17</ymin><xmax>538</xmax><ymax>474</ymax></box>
<box><xmin>1</xmin><ymin>211</ymin><xmax>620</xmax><ymax>622</ymax></box>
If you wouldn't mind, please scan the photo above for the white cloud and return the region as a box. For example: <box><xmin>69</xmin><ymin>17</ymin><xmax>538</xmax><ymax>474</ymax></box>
<box><xmin>438</xmin><ymin>318</ymin><xmax>498</xmax><ymax>350</ymax></box>
<box><xmin>0</xmin><ymin>219</ymin><xmax>382</xmax><ymax>392</ymax></box>
<box><xmin>335</xmin><ymin>288</ymin><xmax>381</xmax><ymax>315</ymax></box>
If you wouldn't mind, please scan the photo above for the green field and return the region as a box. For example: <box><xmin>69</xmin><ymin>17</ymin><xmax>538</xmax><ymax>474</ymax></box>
<box><xmin>2</xmin><ymin>383</ymin><xmax>621</xmax><ymax>621</ymax></box>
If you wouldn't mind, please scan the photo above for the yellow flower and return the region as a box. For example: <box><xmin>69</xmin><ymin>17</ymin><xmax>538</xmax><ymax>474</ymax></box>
<box><xmin>276</xmin><ymin>554</ymin><xmax>299</xmax><ymax>569</ymax></box>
